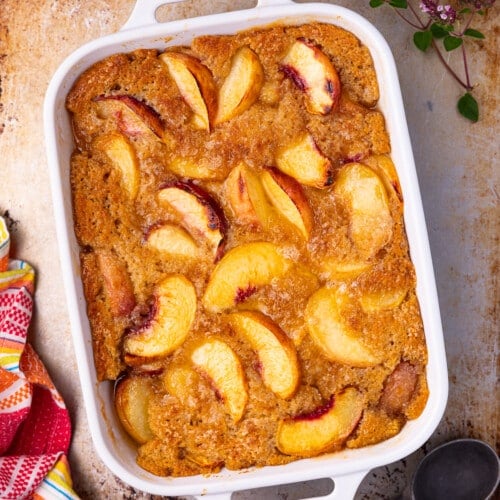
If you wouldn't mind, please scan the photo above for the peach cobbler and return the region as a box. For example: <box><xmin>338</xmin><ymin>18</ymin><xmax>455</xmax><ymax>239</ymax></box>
<box><xmin>67</xmin><ymin>22</ymin><xmax>429</xmax><ymax>476</ymax></box>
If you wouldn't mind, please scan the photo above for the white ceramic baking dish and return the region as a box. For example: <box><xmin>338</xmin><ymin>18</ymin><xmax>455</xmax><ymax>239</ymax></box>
<box><xmin>44</xmin><ymin>1</ymin><xmax>448</xmax><ymax>498</ymax></box>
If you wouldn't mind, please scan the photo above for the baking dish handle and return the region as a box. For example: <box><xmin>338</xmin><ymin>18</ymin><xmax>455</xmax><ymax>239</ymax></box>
<box><xmin>191</xmin><ymin>494</ymin><xmax>232</xmax><ymax>500</ymax></box>
<box><xmin>122</xmin><ymin>0</ymin><xmax>296</xmax><ymax>31</ymax></box>
<box><xmin>121</xmin><ymin>0</ymin><xmax>185</xmax><ymax>30</ymax></box>
<box><xmin>190</xmin><ymin>471</ymin><xmax>367</xmax><ymax>500</ymax></box>
<box><xmin>304</xmin><ymin>471</ymin><xmax>368</xmax><ymax>500</ymax></box>
<box><xmin>257</xmin><ymin>0</ymin><xmax>295</xmax><ymax>6</ymax></box>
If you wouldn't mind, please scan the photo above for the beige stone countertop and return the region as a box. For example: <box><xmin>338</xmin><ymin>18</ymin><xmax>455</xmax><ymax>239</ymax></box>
<box><xmin>0</xmin><ymin>1</ymin><xmax>498</xmax><ymax>498</ymax></box>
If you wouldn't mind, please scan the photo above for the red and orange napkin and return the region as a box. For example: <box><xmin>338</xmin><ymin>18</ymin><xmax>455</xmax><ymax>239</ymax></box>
<box><xmin>0</xmin><ymin>216</ymin><xmax>79</xmax><ymax>499</ymax></box>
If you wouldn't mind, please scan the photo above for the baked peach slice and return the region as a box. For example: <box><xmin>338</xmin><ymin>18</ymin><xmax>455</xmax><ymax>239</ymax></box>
<box><xmin>261</xmin><ymin>166</ymin><xmax>314</xmax><ymax>240</ymax></box>
<box><xmin>229</xmin><ymin>311</ymin><xmax>300</xmax><ymax>399</ymax></box>
<box><xmin>159</xmin><ymin>52</ymin><xmax>217</xmax><ymax>131</ymax></box>
<box><xmin>124</xmin><ymin>358</ymin><xmax>165</xmax><ymax>374</ymax></box>
<box><xmin>163</xmin><ymin>364</ymin><xmax>201</xmax><ymax>406</ymax></box>
<box><xmin>305</xmin><ymin>287</ymin><xmax>381</xmax><ymax>367</ymax></box>
<box><xmin>359</xmin><ymin>287</ymin><xmax>408</xmax><ymax>313</ymax></box>
<box><xmin>379</xmin><ymin>362</ymin><xmax>419</xmax><ymax>416</ymax></box>
<box><xmin>190</xmin><ymin>338</ymin><xmax>248</xmax><ymax>423</ymax></box>
<box><xmin>168</xmin><ymin>157</ymin><xmax>223</xmax><ymax>181</ymax></box>
<box><xmin>275</xmin><ymin>132</ymin><xmax>333</xmax><ymax>188</ymax></box>
<box><xmin>202</xmin><ymin>242</ymin><xmax>292</xmax><ymax>312</ymax></box>
<box><xmin>362</xmin><ymin>155</ymin><xmax>403</xmax><ymax>202</ymax></box>
<box><xmin>320</xmin><ymin>258</ymin><xmax>371</xmax><ymax>281</ymax></box>
<box><xmin>96</xmin><ymin>250</ymin><xmax>136</xmax><ymax>318</ymax></box>
<box><xmin>215</xmin><ymin>46</ymin><xmax>264</xmax><ymax>124</ymax></box>
<box><xmin>94</xmin><ymin>94</ymin><xmax>165</xmax><ymax>139</ymax></box>
<box><xmin>123</xmin><ymin>275</ymin><xmax>196</xmax><ymax>358</ymax></box>
<box><xmin>225</xmin><ymin>162</ymin><xmax>275</xmax><ymax>229</ymax></box>
<box><xmin>115</xmin><ymin>375</ymin><xmax>155</xmax><ymax>444</ymax></box>
<box><xmin>281</xmin><ymin>37</ymin><xmax>341</xmax><ymax>115</ymax></box>
<box><xmin>95</xmin><ymin>132</ymin><xmax>139</xmax><ymax>198</ymax></box>
<box><xmin>334</xmin><ymin>162</ymin><xmax>393</xmax><ymax>258</ymax></box>
<box><xmin>144</xmin><ymin>223</ymin><xmax>199</xmax><ymax>258</ymax></box>
<box><xmin>276</xmin><ymin>387</ymin><xmax>364</xmax><ymax>456</ymax></box>
<box><xmin>158</xmin><ymin>181</ymin><xmax>227</xmax><ymax>260</ymax></box>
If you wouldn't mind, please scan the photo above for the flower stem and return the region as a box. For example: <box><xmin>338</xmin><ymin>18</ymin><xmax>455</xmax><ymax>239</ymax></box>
<box><xmin>407</xmin><ymin>0</ymin><xmax>427</xmax><ymax>29</ymax></box>
<box><xmin>392</xmin><ymin>6</ymin><xmax>423</xmax><ymax>29</ymax></box>
<box><xmin>430</xmin><ymin>39</ymin><xmax>470</xmax><ymax>89</ymax></box>
<box><xmin>458</xmin><ymin>11</ymin><xmax>475</xmax><ymax>36</ymax></box>
<box><xmin>461</xmin><ymin>43</ymin><xmax>472</xmax><ymax>90</ymax></box>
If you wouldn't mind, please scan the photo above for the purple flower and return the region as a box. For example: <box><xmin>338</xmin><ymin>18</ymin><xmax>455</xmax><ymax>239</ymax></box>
<box><xmin>420</xmin><ymin>0</ymin><xmax>438</xmax><ymax>15</ymax></box>
<box><xmin>420</xmin><ymin>0</ymin><xmax>457</xmax><ymax>24</ymax></box>
<box><xmin>437</xmin><ymin>4</ymin><xmax>457</xmax><ymax>22</ymax></box>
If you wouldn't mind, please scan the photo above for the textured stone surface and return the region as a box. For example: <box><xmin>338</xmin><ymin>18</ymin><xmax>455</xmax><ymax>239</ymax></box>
<box><xmin>0</xmin><ymin>1</ymin><xmax>497</xmax><ymax>498</ymax></box>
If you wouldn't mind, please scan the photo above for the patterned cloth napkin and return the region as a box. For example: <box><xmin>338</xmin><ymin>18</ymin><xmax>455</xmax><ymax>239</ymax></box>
<box><xmin>0</xmin><ymin>217</ymin><xmax>79</xmax><ymax>499</ymax></box>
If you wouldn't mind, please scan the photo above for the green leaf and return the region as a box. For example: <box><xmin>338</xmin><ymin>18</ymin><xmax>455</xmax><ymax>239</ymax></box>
<box><xmin>464</xmin><ymin>28</ymin><xmax>485</xmax><ymax>39</ymax></box>
<box><xmin>457</xmin><ymin>93</ymin><xmax>478</xmax><ymax>122</ymax></box>
<box><xmin>413</xmin><ymin>31</ymin><xmax>432</xmax><ymax>51</ymax></box>
<box><xmin>443</xmin><ymin>35</ymin><xmax>463</xmax><ymax>51</ymax></box>
<box><xmin>459</xmin><ymin>7</ymin><xmax>471</xmax><ymax>14</ymax></box>
<box><xmin>431</xmin><ymin>23</ymin><xmax>451</xmax><ymax>39</ymax></box>
<box><xmin>369</xmin><ymin>0</ymin><xmax>385</xmax><ymax>7</ymax></box>
<box><xmin>389</xmin><ymin>0</ymin><xmax>407</xmax><ymax>8</ymax></box>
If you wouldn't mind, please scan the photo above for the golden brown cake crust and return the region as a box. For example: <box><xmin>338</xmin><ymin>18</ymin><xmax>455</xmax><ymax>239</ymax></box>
<box><xmin>67</xmin><ymin>22</ymin><xmax>428</xmax><ymax>477</ymax></box>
